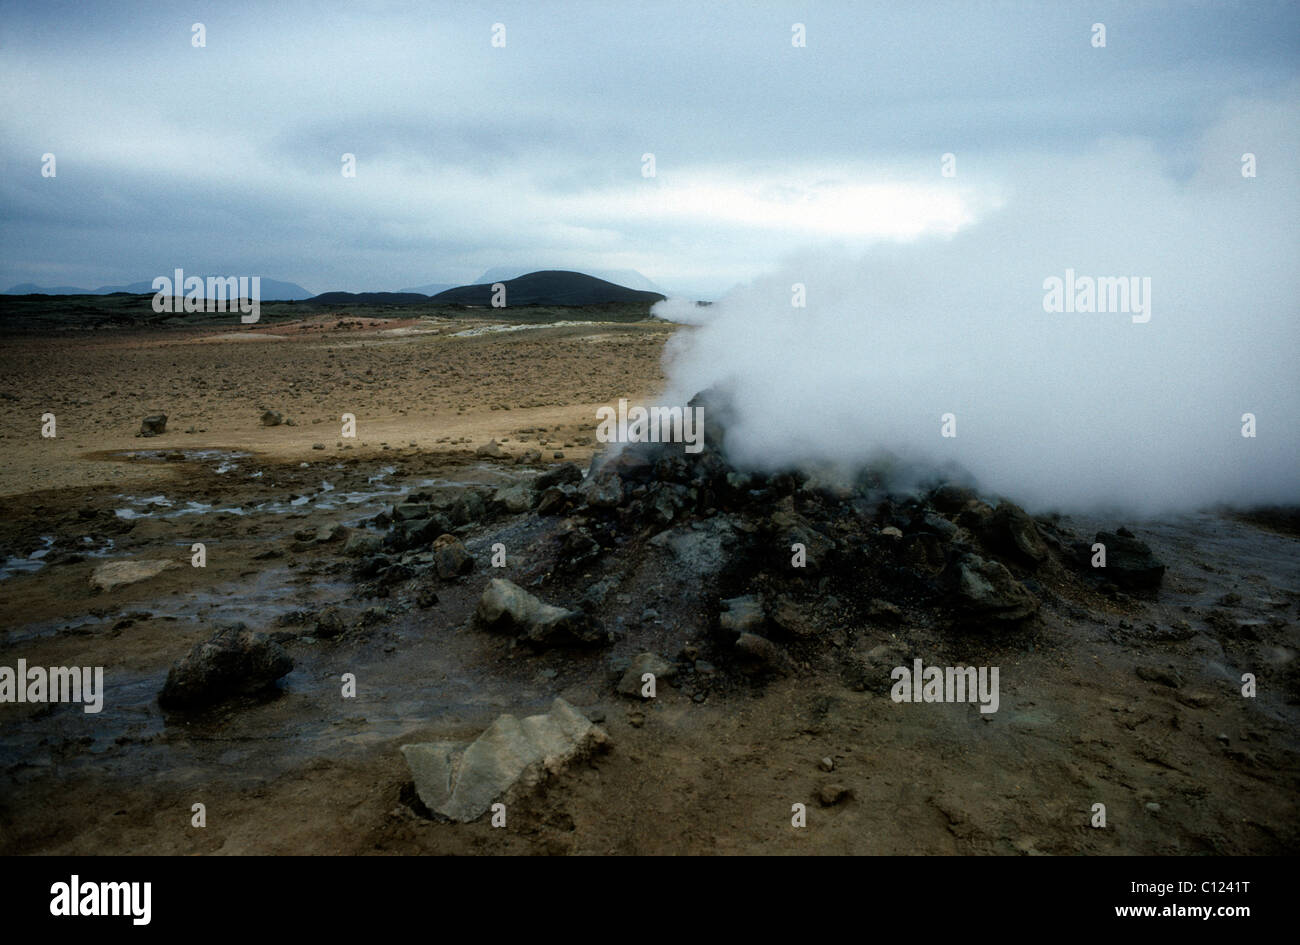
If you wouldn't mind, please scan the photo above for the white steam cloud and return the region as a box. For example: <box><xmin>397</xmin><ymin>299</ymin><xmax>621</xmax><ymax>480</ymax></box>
<box><xmin>652</xmin><ymin>89</ymin><xmax>1300</xmax><ymax>514</ymax></box>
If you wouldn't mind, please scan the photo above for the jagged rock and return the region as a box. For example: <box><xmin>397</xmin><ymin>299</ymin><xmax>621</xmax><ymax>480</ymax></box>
<box><xmin>1090</xmin><ymin>531</ymin><xmax>1166</xmax><ymax>589</ymax></box>
<box><xmin>395</xmin><ymin>515</ymin><xmax>455</xmax><ymax>550</ymax></box>
<box><xmin>475</xmin><ymin>578</ymin><xmax>606</xmax><ymax>646</ymax></box>
<box><xmin>534</xmin><ymin>462</ymin><xmax>583</xmax><ymax>491</ymax></box>
<box><xmin>158</xmin><ymin>622</ymin><xmax>293</xmax><ymax>709</ymax></box>
<box><xmin>393</xmin><ymin>501</ymin><xmax>433</xmax><ymax>522</ymax></box>
<box><xmin>718</xmin><ymin>595</ymin><xmax>765</xmax><ymax>639</ymax></box>
<box><xmin>490</xmin><ymin>483</ymin><xmax>533</xmax><ymax>515</ymax></box>
<box><xmin>432</xmin><ymin>534</ymin><xmax>473</xmax><ymax>579</ymax></box>
<box><xmin>401</xmin><ymin>698</ymin><xmax>609</xmax><ymax>822</ymax></box>
<box><xmin>947</xmin><ymin>552</ymin><xmax>1040</xmax><ymax>621</ymax></box>
<box><xmin>989</xmin><ymin>502</ymin><xmax>1048</xmax><ymax>562</ymax></box>
<box><xmin>768</xmin><ymin>499</ymin><xmax>837</xmax><ymax>572</ymax></box>
<box><xmin>920</xmin><ymin>513</ymin><xmax>959</xmax><ymax>541</ymax></box>
<box><xmin>618</xmin><ymin>653</ymin><xmax>676</xmax><ymax>696</ymax></box>
<box><xmin>556</xmin><ymin>525</ymin><xmax>602</xmax><ymax>572</ymax></box>
<box><xmin>353</xmin><ymin>553</ymin><xmax>392</xmax><ymax>580</ymax></box>
<box><xmin>139</xmin><ymin>414</ymin><xmax>167</xmax><ymax>437</ymax></box>
<box><xmin>957</xmin><ymin>501</ymin><xmax>996</xmax><ymax>531</ymax></box>
<box><xmin>536</xmin><ymin>485</ymin><xmax>576</xmax><ymax>515</ymax></box>
<box><xmin>931</xmin><ymin>483</ymin><xmax>978</xmax><ymax>513</ymax></box>
<box><xmin>646</xmin><ymin>482</ymin><xmax>688</xmax><ymax>527</ymax></box>
<box><xmin>441</xmin><ymin>489</ymin><xmax>488</xmax><ymax>527</ymax></box>
<box><xmin>594</xmin><ymin>446</ymin><xmax>659</xmax><ymax>484</ymax></box>
<box><xmin>90</xmin><ymin>558</ymin><xmax>178</xmax><ymax>592</ymax></box>
<box><xmin>475</xmin><ymin>439</ymin><xmax>504</xmax><ymax>458</ymax></box>
<box><xmin>580</xmin><ymin>575</ymin><xmax>620</xmax><ymax>609</ymax></box>
<box><xmin>580</xmin><ymin>470</ymin><xmax>624</xmax><ymax>508</ymax></box>
<box><xmin>343</xmin><ymin>531</ymin><xmax>383</xmax><ymax>557</ymax></box>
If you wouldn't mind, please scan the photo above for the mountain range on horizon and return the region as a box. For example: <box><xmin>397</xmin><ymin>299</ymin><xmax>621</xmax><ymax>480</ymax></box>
<box><xmin>313</xmin><ymin>270</ymin><xmax>666</xmax><ymax>307</ymax></box>
<box><xmin>2</xmin><ymin>278</ymin><xmax>316</xmax><ymax>300</ymax></box>
<box><xmin>5</xmin><ymin>267</ymin><xmax>670</xmax><ymax>303</ymax></box>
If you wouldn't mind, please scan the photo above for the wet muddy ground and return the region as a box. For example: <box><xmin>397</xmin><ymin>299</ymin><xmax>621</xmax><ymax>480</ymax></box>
<box><xmin>1</xmin><ymin>443</ymin><xmax>1296</xmax><ymax>855</ymax></box>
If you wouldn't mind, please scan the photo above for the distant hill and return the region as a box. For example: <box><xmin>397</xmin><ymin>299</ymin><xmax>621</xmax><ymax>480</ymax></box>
<box><xmin>433</xmin><ymin>270</ymin><xmax>665</xmax><ymax>306</ymax></box>
<box><xmin>4</xmin><ymin>278</ymin><xmax>315</xmax><ymax>300</ymax></box>
<box><xmin>4</xmin><ymin>283</ymin><xmax>97</xmax><ymax>295</ymax></box>
<box><xmin>307</xmin><ymin>291</ymin><xmax>432</xmax><ymax>305</ymax></box>
<box><xmin>474</xmin><ymin>267</ymin><xmax>661</xmax><ymax>293</ymax></box>
<box><xmin>396</xmin><ymin>282</ymin><xmax>457</xmax><ymax>295</ymax></box>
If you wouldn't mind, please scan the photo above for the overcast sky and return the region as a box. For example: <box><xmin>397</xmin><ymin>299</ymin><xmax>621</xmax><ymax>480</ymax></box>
<box><xmin>1</xmin><ymin>0</ymin><xmax>1297</xmax><ymax>296</ymax></box>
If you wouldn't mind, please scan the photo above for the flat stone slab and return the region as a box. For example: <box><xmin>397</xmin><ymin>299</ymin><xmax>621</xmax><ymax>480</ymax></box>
<box><xmin>401</xmin><ymin>698</ymin><xmax>608</xmax><ymax>823</ymax></box>
<box><xmin>90</xmin><ymin>558</ymin><xmax>178</xmax><ymax>592</ymax></box>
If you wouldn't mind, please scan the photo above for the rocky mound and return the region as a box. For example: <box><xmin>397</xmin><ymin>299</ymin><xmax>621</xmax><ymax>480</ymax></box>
<box><xmin>354</xmin><ymin>390</ymin><xmax>1166</xmax><ymax>690</ymax></box>
<box><xmin>159</xmin><ymin>622</ymin><xmax>294</xmax><ymax>709</ymax></box>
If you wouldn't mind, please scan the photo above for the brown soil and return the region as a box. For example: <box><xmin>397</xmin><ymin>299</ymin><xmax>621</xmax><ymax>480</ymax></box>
<box><xmin>0</xmin><ymin>317</ymin><xmax>1296</xmax><ymax>855</ymax></box>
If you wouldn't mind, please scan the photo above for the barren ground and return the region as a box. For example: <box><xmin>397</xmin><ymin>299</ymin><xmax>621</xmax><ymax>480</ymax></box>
<box><xmin>1</xmin><ymin>315</ymin><xmax>1296</xmax><ymax>855</ymax></box>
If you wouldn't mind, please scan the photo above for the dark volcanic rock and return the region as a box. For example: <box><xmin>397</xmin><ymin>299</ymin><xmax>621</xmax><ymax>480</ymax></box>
<box><xmin>432</xmin><ymin>533</ymin><xmax>474</xmax><ymax>579</ymax></box>
<box><xmin>766</xmin><ymin>499</ymin><xmax>837</xmax><ymax>573</ymax></box>
<box><xmin>442</xmin><ymin>489</ymin><xmax>488</xmax><ymax>527</ymax></box>
<box><xmin>988</xmin><ymin>501</ymin><xmax>1048</xmax><ymax>563</ymax></box>
<box><xmin>396</xmin><ymin>515</ymin><xmax>455</xmax><ymax>550</ymax></box>
<box><xmin>945</xmin><ymin>552</ymin><xmax>1040</xmax><ymax>622</ymax></box>
<box><xmin>490</xmin><ymin>483</ymin><xmax>533</xmax><ymax>515</ymax></box>
<box><xmin>344</xmin><ymin>531</ymin><xmax>383</xmax><ymax>557</ymax></box>
<box><xmin>159</xmin><ymin>622</ymin><xmax>293</xmax><ymax>709</ymax></box>
<box><xmin>139</xmin><ymin>414</ymin><xmax>167</xmax><ymax>437</ymax></box>
<box><xmin>556</xmin><ymin>525</ymin><xmax>602</xmax><ymax>572</ymax></box>
<box><xmin>393</xmin><ymin>501</ymin><xmax>432</xmax><ymax>522</ymax></box>
<box><xmin>930</xmin><ymin>483</ymin><xmax>978</xmax><ymax>513</ymax></box>
<box><xmin>536</xmin><ymin>485</ymin><xmax>577</xmax><ymax>515</ymax></box>
<box><xmin>580</xmin><ymin>470</ymin><xmax>624</xmax><ymax>508</ymax></box>
<box><xmin>1089</xmin><ymin>530</ymin><xmax>1166</xmax><ymax>589</ymax></box>
<box><xmin>594</xmin><ymin>446</ymin><xmax>661</xmax><ymax>484</ymax></box>
<box><xmin>534</xmin><ymin>462</ymin><xmax>583</xmax><ymax>491</ymax></box>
